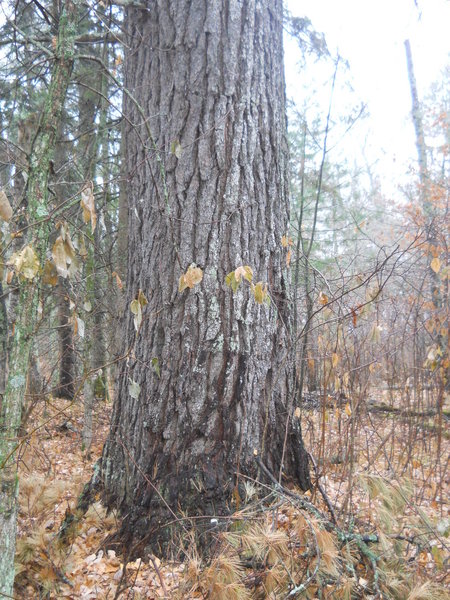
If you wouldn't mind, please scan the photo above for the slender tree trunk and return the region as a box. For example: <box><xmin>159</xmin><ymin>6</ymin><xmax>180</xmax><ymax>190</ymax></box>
<box><xmin>56</xmin><ymin>278</ymin><xmax>75</xmax><ymax>398</ymax></box>
<box><xmin>75</xmin><ymin>43</ymin><xmax>104</xmax><ymax>444</ymax></box>
<box><xmin>0</xmin><ymin>282</ymin><xmax>6</xmax><ymax>399</ymax></box>
<box><xmin>99</xmin><ymin>0</ymin><xmax>310</xmax><ymax>553</ymax></box>
<box><xmin>0</xmin><ymin>3</ymin><xmax>78</xmax><ymax>593</ymax></box>
<box><xmin>404</xmin><ymin>39</ymin><xmax>443</xmax><ymax>399</ymax></box>
<box><xmin>54</xmin><ymin>126</ymin><xmax>75</xmax><ymax>400</ymax></box>
<box><xmin>404</xmin><ymin>40</ymin><xmax>428</xmax><ymax>188</ymax></box>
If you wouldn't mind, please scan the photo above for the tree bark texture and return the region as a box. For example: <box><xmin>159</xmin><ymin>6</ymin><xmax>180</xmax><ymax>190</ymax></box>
<box><xmin>100</xmin><ymin>0</ymin><xmax>310</xmax><ymax>548</ymax></box>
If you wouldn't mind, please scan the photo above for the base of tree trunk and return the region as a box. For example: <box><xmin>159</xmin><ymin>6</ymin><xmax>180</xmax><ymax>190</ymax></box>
<box><xmin>93</xmin><ymin>437</ymin><xmax>311</xmax><ymax>559</ymax></box>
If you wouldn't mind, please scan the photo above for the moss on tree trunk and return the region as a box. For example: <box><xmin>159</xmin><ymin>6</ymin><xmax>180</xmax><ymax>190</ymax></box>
<box><xmin>0</xmin><ymin>2</ymin><xmax>79</xmax><ymax>593</ymax></box>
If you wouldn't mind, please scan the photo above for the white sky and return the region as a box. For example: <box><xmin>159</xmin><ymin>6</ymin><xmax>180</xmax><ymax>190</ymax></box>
<box><xmin>284</xmin><ymin>0</ymin><xmax>450</xmax><ymax>197</ymax></box>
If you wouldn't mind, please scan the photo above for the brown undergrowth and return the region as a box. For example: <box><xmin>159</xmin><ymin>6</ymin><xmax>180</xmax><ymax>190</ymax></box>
<box><xmin>14</xmin><ymin>392</ymin><xmax>449</xmax><ymax>599</ymax></box>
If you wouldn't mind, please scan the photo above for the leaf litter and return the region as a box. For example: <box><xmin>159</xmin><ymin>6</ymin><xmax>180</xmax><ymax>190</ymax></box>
<box><xmin>15</xmin><ymin>390</ymin><xmax>449</xmax><ymax>598</ymax></box>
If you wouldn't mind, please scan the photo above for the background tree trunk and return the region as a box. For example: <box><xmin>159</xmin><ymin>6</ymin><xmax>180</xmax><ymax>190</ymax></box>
<box><xmin>0</xmin><ymin>2</ymin><xmax>78</xmax><ymax>593</ymax></box>
<box><xmin>100</xmin><ymin>0</ymin><xmax>310</xmax><ymax>550</ymax></box>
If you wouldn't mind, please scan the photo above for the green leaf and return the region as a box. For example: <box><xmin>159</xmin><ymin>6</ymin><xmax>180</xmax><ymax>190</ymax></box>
<box><xmin>225</xmin><ymin>271</ymin><xmax>240</xmax><ymax>292</ymax></box>
<box><xmin>130</xmin><ymin>299</ymin><xmax>139</xmax><ymax>314</ymax></box>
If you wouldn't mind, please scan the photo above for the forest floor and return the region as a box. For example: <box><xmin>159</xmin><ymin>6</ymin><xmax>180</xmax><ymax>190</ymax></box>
<box><xmin>14</xmin><ymin>393</ymin><xmax>449</xmax><ymax>599</ymax></box>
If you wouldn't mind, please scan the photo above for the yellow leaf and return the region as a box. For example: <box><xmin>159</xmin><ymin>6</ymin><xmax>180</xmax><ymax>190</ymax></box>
<box><xmin>345</xmin><ymin>403</ymin><xmax>352</xmax><ymax>417</ymax></box>
<box><xmin>281</xmin><ymin>235</ymin><xmax>293</xmax><ymax>247</ymax></box>
<box><xmin>137</xmin><ymin>289</ymin><xmax>148</xmax><ymax>307</ymax></box>
<box><xmin>130</xmin><ymin>299</ymin><xmax>142</xmax><ymax>331</ymax></box>
<box><xmin>430</xmin><ymin>257</ymin><xmax>441</xmax><ymax>273</ymax></box>
<box><xmin>179</xmin><ymin>274</ymin><xmax>187</xmax><ymax>293</ymax></box>
<box><xmin>0</xmin><ymin>189</ymin><xmax>12</xmax><ymax>222</ymax></box>
<box><xmin>243</xmin><ymin>265</ymin><xmax>253</xmax><ymax>281</ymax></box>
<box><xmin>225</xmin><ymin>270</ymin><xmax>239</xmax><ymax>292</ymax></box>
<box><xmin>130</xmin><ymin>299</ymin><xmax>139</xmax><ymax>315</ymax></box>
<box><xmin>179</xmin><ymin>265</ymin><xmax>203</xmax><ymax>292</ymax></box>
<box><xmin>294</xmin><ymin>407</ymin><xmax>301</xmax><ymax>419</ymax></box>
<box><xmin>20</xmin><ymin>246</ymin><xmax>40</xmax><ymax>279</ymax></box>
<box><xmin>332</xmin><ymin>353</ymin><xmax>339</xmax><ymax>368</ymax></box>
<box><xmin>253</xmin><ymin>281</ymin><xmax>267</xmax><ymax>304</ymax></box>
<box><xmin>8</xmin><ymin>245</ymin><xmax>40</xmax><ymax>280</ymax></box>
<box><xmin>318</xmin><ymin>291</ymin><xmax>328</xmax><ymax>305</ymax></box>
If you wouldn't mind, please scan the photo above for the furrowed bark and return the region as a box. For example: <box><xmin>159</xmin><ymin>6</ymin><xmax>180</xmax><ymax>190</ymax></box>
<box><xmin>100</xmin><ymin>0</ymin><xmax>310</xmax><ymax>554</ymax></box>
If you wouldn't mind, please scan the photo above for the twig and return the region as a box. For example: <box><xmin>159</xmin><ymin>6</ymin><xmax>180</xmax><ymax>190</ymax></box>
<box><xmin>307</xmin><ymin>452</ymin><xmax>338</xmax><ymax>525</ymax></box>
<box><xmin>149</xmin><ymin>554</ymin><xmax>168</xmax><ymax>596</ymax></box>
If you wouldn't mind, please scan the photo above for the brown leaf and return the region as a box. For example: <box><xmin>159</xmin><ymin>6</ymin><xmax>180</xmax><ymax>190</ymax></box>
<box><xmin>52</xmin><ymin>237</ymin><xmax>69</xmax><ymax>278</ymax></box>
<box><xmin>43</xmin><ymin>260</ymin><xmax>58</xmax><ymax>286</ymax></box>
<box><xmin>112</xmin><ymin>271</ymin><xmax>123</xmax><ymax>290</ymax></box>
<box><xmin>253</xmin><ymin>281</ymin><xmax>268</xmax><ymax>304</ymax></box>
<box><xmin>281</xmin><ymin>235</ymin><xmax>293</xmax><ymax>248</ymax></box>
<box><xmin>0</xmin><ymin>189</ymin><xmax>12</xmax><ymax>222</ymax></box>
<box><xmin>81</xmin><ymin>183</ymin><xmax>97</xmax><ymax>233</ymax></box>
<box><xmin>179</xmin><ymin>265</ymin><xmax>203</xmax><ymax>292</ymax></box>
<box><xmin>430</xmin><ymin>257</ymin><xmax>441</xmax><ymax>273</ymax></box>
<box><xmin>234</xmin><ymin>265</ymin><xmax>253</xmax><ymax>282</ymax></box>
<box><xmin>286</xmin><ymin>248</ymin><xmax>292</xmax><ymax>267</ymax></box>
<box><xmin>8</xmin><ymin>245</ymin><xmax>39</xmax><ymax>279</ymax></box>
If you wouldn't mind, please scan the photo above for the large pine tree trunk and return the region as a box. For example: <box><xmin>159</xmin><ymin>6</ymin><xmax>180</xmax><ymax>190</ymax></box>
<box><xmin>100</xmin><ymin>0</ymin><xmax>310</xmax><ymax>549</ymax></box>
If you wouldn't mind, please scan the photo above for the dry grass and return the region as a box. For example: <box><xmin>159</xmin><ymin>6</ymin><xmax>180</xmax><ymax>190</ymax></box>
<box><xmin>14</xmin><ymin>393</ymin><xmax>449</xmax><ymax>598</ymax></box>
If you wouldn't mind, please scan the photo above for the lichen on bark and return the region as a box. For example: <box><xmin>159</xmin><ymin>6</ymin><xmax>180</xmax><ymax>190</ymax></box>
<box><xmin>98</xmin><ymin>0</ymin><xmax>310</xmax><ymax>554</ymax></box>
<box><xmin>0</xmin><ymin>2</ymin><xmax>79</xmax><ymax>594</ymax></box>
